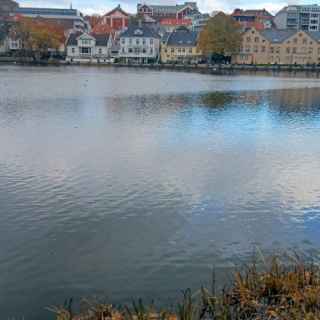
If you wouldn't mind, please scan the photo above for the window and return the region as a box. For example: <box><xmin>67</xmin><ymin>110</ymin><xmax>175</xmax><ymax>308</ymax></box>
<box><xmin>136</xmin><ymin>38</ymin><xmax>140</xmax><ymax>45</ymax></box>
<box><xmin>128</xmin><ymin>48</ymin><xmax>133</xmax><ymax>53</ymax></box>
<box><xmin>261</xmin><ymin>46</ymin><xmax>266</xmax><ymax>53</ymax></box>
<box><xmin>286</xmin><ymin>47</ymin><xmax>290</xmax><ymax>53</ymax></box>
<box><xmin>71</xmin><ymin>47</ymin><xmax>75</xmax><ymax>53</ymax></box>
<box><xmin>189</xmin><ymin>48</ymin><xmax>192</xmax><ymax>54</ymax></box>
<box><xmin>80</xmin><ymin>47</ymin><xmax>91</xmax><ymax>54</ymax></box>
<box><xmin>150</xmin><ymin>38</ymin><xmax>154</xmax><ymax>45</ymax></box>
<box><xmin>121</xmin><ymin>38</ymin><xmax>125</xmax><ymax>44</ymax></box>
<box><xmin>98</xmin><ymin>48</ymin><xmax>102</xmax><ymax>54</ymax></box>
<box><xmin>254</xmin><ymin>37</ymin><xmax>259</xmax><ymax>43</ymax></box>
<box><xmin>246</xmin><ymin>37</ymin><xmax>251</xmax><ymax>42</ymax></box>
<box><xmin>293</xmin><ymin>38</ymin><xmax>298</xmax><ymax>44</ymax></box>
<box><xmin>293</xmin><ymin>47</ymin><xmax>297</xmax><ymax>53</ymax></box>
<box><xmin>303</xmin><ymin>38</ymin><xmax>308</xmax><ymax>44</ymax></box>
<box><xmin>270</xmin><ymin>47</ymin><xmax>274</xmax><ymax>53</ymax></box>
<box><xmin>142</xmin><ymin>38</ymin><xmax>146</xmax><ymax>45</ymax></box>
<box><xmin>129</xmin><ymin>38</ymin><xmax>132</xmax><ymax>44</ymax></box>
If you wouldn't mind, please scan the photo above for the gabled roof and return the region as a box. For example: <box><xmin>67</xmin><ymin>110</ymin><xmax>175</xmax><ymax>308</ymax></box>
<box><xmin>260</xmin><ymin>29</ymin><xmax>296</xmax><ymax>43</ymax></box>
<box><xmin>120</xmin><ymin>24</ymin><xmax>160</xmax><ymax>38</ymax></box>
<box><xmin>104</xmin><ymin>5</ymin><xmax>129</xmax><ymax>17</ymax></box>
<box><xmin>139</xmin><ymin>2</ymin><xmax>198</xmax><ymax>15</ymax></box>
<box><xmin>165</xmin><ymin>26</ymin><xmax>198</xmax><ymax>46</ymax></box>
<box><xmin>232</xmin><ymin>8</ymin><xmax>273</xmax><ymax>18</ymax></box>
<box><xmin>305</xmin><ymin>31</ymin><xmax>320</xmax><ymax>42</ymax></box>
<box><xmin>66</xmin><ymin>32</ymin><xmax>110</xmax><ymax>46</ymax></box>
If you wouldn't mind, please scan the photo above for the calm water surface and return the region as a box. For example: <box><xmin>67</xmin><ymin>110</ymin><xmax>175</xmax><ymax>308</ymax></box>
<box><xmin>1</xmin><ymin>66</ymin><xmax>320</xmax><ymax>319</ymax></box>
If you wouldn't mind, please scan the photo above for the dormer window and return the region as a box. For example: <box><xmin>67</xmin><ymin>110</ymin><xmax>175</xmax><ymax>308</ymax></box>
<box><xmin>134</xmin><ymin>29</ymin><xmax>143</xmax><ymax>36</ymax></box>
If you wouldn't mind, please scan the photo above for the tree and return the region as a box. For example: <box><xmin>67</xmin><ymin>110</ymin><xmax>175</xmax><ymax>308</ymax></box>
<box><xmin>12</xmin><ymin>17</ymin><xmax>65</xmax><ymax>60</ymax></box>
<box><xmin>198</xmin><ymin>12</ymin><xmax>241</xmax><ymax>62</ymax></box>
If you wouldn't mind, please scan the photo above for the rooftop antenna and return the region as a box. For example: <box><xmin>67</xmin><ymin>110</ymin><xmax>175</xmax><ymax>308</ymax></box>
<box><xmin>70</xmin><ymin>2</ymin><xmax>73</xmax><ymax>9</ymax></box>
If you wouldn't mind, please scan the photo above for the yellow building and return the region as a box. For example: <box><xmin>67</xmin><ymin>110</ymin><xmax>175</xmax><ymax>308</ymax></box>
<box><xmin>233</xmin><ymin>28</ymin><xmax>320</xmax><ymax>65</ymax></box>
<box><xmin>161</xmin><ymin>26</ymin><xmax>202</xmax><ymax>63</ymax></box>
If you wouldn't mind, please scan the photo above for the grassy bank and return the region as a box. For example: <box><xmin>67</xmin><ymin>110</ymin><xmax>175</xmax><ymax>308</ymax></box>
<box><xmin>50</xmin><ymin>254</ymin><xmax>320</xmax><ymax>320</ymax></box>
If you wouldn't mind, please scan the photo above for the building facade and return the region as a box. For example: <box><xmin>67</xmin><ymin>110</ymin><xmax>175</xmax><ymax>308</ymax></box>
<box><xmin>96</xmin><ymin>5</ymin><xmax>129</xmax><ymax>32</ymax></box>
<box><xmin>160</xmin><ymin>26</ymin><xmax>202</xmax><ymax>63</ymax></box>
<box><xmin>119</xmin><ymin>23</ymin><xmax>160</xmax><ymax>64</ymax></box>
<box><xmin>14</xmin><ymin>7</ymin><xmax>89</xmax><ymax>33</ymax></box>
<box><xmin>137</xmin><ymin>2</ymin><xmax>199</xmax><ymax>21</ymax></box>
<box><xmin>233</xmin><ymin>28</ymin><xmax>320</xmax><ymax>65</ymax></box>
<box><xmin>0</xmin><ymin>0</ymin><xmax>18</xmax><ymax>19</ymax></box>
<box><xmin>66</xmin><ymin>32</ymin><xmax>113</xmax><ymax>62</ymax></box>
<box><xmin>231</xmin><ymin>9</ymin><xmax>274</xmax><ymax>30</ymax></box>
<box><xmin>274</xmin><ymin>5</ymin><xmax>320</xmax><ymax>32</ymax></box>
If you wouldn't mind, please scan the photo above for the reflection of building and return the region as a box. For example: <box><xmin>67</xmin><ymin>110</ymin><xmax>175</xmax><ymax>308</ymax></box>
<box><xmin>66</xmin><ymin>32</ymin><xmax>113</xmax><ymax>62</ymax></box>
<box><xmin>14</xmin><ymin>7</ymin><xmax>89</xmax><ymax>33</ymax></box>
<box><xmin>231</xmin><ymin>8</ymin><xmax>274</xmax><ymax>30</ymax></box>
<box><xmin>160</xmin><ymin>26</ymin><xmax>202</xmax><ymax>63</ymax></box>
<box><xmin>119</xmin><ymin>23</ymin><xmax>160</xmax><ymax>64</ymax></box>
<box><xmin>137</xmin><ymin>2</ymin><xmax>199</xmax><ymax>21</ymax></box>
<box><xmin>275</xmin><ymin>5</ymin><xmax>320</xmax><ymax>32</ymax></box>
<box><xmin>233</xmin><ymin>27</ymin><xmax>320</xmax><ymax>65</ymax></box>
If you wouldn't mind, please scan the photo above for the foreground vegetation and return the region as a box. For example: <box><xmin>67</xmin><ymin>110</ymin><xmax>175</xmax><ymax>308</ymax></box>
<box><xmin>50</xmin><ymin>254</ymin><xmax>320</xmax><ymax>320</ymax></box>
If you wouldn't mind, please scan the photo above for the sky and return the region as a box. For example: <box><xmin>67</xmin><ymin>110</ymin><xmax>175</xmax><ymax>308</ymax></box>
<box><xmin>16</xmin><ymin>0</ymin><xmax>311</xmax><ymax>16</ymax></box>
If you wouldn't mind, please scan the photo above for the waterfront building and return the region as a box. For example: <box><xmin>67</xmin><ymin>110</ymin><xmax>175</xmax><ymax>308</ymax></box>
<box><xmin>274</xmin><ymin>5</ymin><xmax>320</xmax><ymax>32</ymax></box>
<box><xmin>137</xmin><ymin>2</ymin><xmax>199</xmax><ymax>21</ymax></box>
<box><xmin>231</xmin><ymin>8</ymin><xmax>274</xmax><ymax>30</ymax></box>
<box><xmin>66</xmin><ymin>32</ymin><xmax>113</xmax><ymax>62</ymax></box>
<box><xmin>14</xmin><ymin>7</ymin><xmax>89</xmax><ymax>33</ymax></box>
<box><xmin>0</xmin><ymin>0</ymin><xmax>18</xmax><ymax>19</ymax></box>
<box><xmin>93</xmin><ymin>5</ymin><xmax>129</xmax><ymax>34</ymax></box>
<box><xmin>159</xmin><ymin>18</ymin><xmax>192</xmax><ymax>33</ymax></box>
<box><xmin>233</xmin><ymin>27</ymin><xmax>320</xmax><ymax>65</ymax></box>
<box><xmin>160</xmin><ymin>26</ymin><xmax>202</xmax><ymax>63</ymax></box>
<box><xmin>186</xmin><ymin>13</ymin><xmax>210</xmax><ymax>32</ymax></box>
<box><xmin>118</xmin><ymin>23</ymin><xmax>160</xmax><ymax>64</ymax></box>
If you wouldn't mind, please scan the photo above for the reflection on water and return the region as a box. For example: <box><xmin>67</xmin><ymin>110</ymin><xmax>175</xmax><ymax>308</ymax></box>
<box><xmin>1</xmin><ymin>66</ymin><xmax>320</xmax><ymax>320</ymax></box>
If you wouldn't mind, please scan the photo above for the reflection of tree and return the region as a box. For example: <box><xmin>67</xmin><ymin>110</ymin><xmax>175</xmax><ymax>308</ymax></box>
<box><xmin>201</xmin><ymin>92</ymin><xmax>234</xmax><ymax>108</ymax></box>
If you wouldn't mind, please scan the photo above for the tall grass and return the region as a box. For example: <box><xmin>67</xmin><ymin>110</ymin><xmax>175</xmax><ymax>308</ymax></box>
<box><xmin>50</xmin><ymin>254</ymin><xmax>320</xmax><ymax>320</ymax></box>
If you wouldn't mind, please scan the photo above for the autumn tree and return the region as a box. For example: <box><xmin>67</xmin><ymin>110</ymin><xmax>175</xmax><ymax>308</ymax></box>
<box><xmin>12</xmin><ymin>17</ymin><xmax>65</xmax><ymax>59</ymax></box>
<box><xmin>198</xmin><ymin>12</ymin><xmax>241</xmax><ymax>62</ymax></box>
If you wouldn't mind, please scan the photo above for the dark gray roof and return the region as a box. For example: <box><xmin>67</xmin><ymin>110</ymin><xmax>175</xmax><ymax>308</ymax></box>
<box><xmin>94</xmin><ymin>34</ymin><xmax>110</xmax><ymax>46</ymax></box>
<box><xmin>306</xmin><ymin>31</ymin><xmax>320</xmax><ymax>42</ymax></box>
<box><xmin>121</xmin><ymin>24</ymin><xmax>160</xmax><ymax>38</ymax></box>
<box><xmin>260</xmin><ymin>29</ymin><xmax>296</xmax><ymax>43</ymax></box>
<box><xmin>165</xmin><ymin>27</ymin><xmax>198</xmax><ymax>46</ymax></box>
<box><xmin>66</xmin><ymin>32</ymin><xmax>110</xmax><ymax>46</ymax></box>
<box><xmin>15</xmin><ymin>7</ymin><xmax>81</xmax><ymax>17</ymax></box>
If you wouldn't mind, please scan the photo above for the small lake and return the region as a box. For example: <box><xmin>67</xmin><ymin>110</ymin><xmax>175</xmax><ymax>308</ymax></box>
<box><xmin>1</xmin><ymin>66</ymin><xmax>320</xmax><ymax>319</ymax></box>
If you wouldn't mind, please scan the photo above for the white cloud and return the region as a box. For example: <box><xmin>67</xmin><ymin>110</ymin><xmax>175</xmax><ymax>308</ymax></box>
<box><xmin>15</xmin><ymin>0</ymin><xmax>304</xmax><ymax>15</ymax></box>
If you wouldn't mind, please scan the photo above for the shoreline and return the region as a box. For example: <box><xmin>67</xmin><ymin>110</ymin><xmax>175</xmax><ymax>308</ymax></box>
<box><xmin>3</xmin><ymin>57</ymin><xmax>320</xmax><ymax>75</ymax></box>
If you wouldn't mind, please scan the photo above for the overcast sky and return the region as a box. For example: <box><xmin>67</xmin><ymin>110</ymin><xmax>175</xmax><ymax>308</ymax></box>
<box><xmin>16</xmin><ymin>0</ymin><xmax>311</xmax><ymax>16</ymax></box>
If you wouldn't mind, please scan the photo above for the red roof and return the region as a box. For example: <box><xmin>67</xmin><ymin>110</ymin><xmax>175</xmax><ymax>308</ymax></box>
<box><xmin>160</xmin><ymin>18</ymin><xmax>192</xmax><ymax>26</ymax></box>
<box><xmin>92</xmin><ymin>23</ymin><xmax>113</xmax><ymax>34</ymax></box>
<box><xmin>104</xmin><ymin>5</ymin><xmax>129</xmax><ymax>17</ymax></box>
